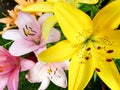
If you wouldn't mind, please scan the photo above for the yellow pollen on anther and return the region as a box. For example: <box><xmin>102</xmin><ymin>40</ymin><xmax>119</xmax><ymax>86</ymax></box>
<box><xmin>47</xmin><ymin>69</ymin><xmax>52</xmax><ymax>74</ymax></box>
<box><xmin>25</xmin><ymin>29</ymin><xmax>30</xmax><ymax>36</ymax></box>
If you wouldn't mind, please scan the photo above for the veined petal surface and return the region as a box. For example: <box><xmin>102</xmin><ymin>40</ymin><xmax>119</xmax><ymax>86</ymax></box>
<box><xmin>69</xmin><ymin>44</ymin><xmax>94</xmax><ymax>90</ymax></box>
<box><xmin>77</xmin><ymin>0</ymin><xmax>98</xmax><ymax>4</ymax></box>
<box><xmin>41</xmin><ymin>15</ymin><xmax>57</xmax><ymax>40</ymax></box>
<box><xmin>38</xmin><ymin>40</ymin><xmax>78</xmax><ymax>62</ymax></box>
<box><xmin>22</xmin><ymin>2</ymin><xmax>54</xmax><ymax>12</ymax></box>
<box><xmin>92</xmin><ymin>49</ymin><xmax>120</xmax><ymax>90</ymax></box>
<box><xmin>2</xmin><ymin>30</ymin><xmax>23</xmax><ymax>41</ymax></box>
<box><xmin>92</xmin><ymin>29</ymin><xmax>120</xmax><ymax>59</ymax></box>
<box><xmin>93</xmin><ymin>0</ymin><xmax>120</xmax><ymax>33</ymax></box>
<box><xmin>54</xmin><ymin>2</ymin><xmax>93</xmax><ymax>44</ymax></box>
<box><xmin>47</xmin><ymin>0</ymin><xmax>66</xmax><ymax>2</ymax></box>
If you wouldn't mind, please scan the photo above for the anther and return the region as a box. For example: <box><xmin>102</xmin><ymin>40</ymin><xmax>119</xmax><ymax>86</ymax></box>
<box><xmin>106</xmin><ymin>50</ymin><xmax>114</xmax><ymax>53</ymax></box>
<box><xmin>95</xmin><ymin>68</ymin><xmax>100</xmax><ymax>72</ymax></box>
<box><xmin>106</xmin><ymin>59</ymin><xmax>112</xmax><ymax>62</ymax></box>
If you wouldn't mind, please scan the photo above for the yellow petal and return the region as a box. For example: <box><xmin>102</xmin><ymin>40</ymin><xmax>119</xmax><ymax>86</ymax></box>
<box><xmin>22</xmin><ymin>2</ymin><xmax>54</xmax><ymax>12</ymax></box>
<box><xmin>93</xmin><ymin>51</ymin><xmax>120</xmax><ymax>90</ymax></box>
<box><xmin>93</xmin><ymin>29</ymin><xmax>120</xmax><ymax>59</ymax></box>
<box><xmin>47</xmin><ymin>0</ymin><xmax>66</xmax><ymax>2</ymax></box>
<box><xmin>42</xmin><ymin>15</ymin><xmax>57</xmax><ymax>40</ymax></box>
<box><xmin>93</xmin><ymin>1</ymin><xmax>120</xmax><ymax>32</ymax></box>
<box><xmin>54</xmin><ymin>2</ymin><xmax>93</xmax><ymax>44</ymax></box>
<box><xmin>74</xmin><ymin>0</ymin><xmax>98</xmax><ymax>4</ymax></box>
<box><xmin>38</xmin><ymin>40</ymin><xmax>78</xmax><ymax>62</ymax></box>
<box><xmin>69</xmin><ymin>48</ymin><xmax>95</xmax><ymax>90</ymax></box>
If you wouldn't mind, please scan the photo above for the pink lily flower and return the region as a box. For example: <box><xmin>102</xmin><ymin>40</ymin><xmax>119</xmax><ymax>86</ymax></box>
<box><xmin>0</xmin><ymin>46</ymin><xmax>35</xmax><ymax>90</ymax></box>
<box><xmin>2</xmin><ymin>12</ymin><xmax>60</xmax><ymax>56</ymax></box>
<box><xmin>26</xmin><ymin>60</ymin><xmax>69</xmax><ymax>90</ymax></box>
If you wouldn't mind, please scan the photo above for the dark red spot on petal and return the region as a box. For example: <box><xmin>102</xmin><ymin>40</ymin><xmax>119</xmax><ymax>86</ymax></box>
<box><xmin>107</xmin><ymin>50</ymin><xmax>114</xmax><ymax>53</ymax></box>
<box><xmin>106</xmin><ymin>59</ymin><xmax>112</xmax><ymax>62</ymax></box>
<box><xmin>97</xmin><ymin>46</ymin><xmax>101</xmax><ymax>50</ymax></box>
<box><xmin>95</xmin><ymin>68</ymin><xmax>100</xmax><ymax>72</ymax></box>
<box><xmin>87</xmin><ymin>47</ymin><xmax>91</xmax><ymax>51</ymax></box>
<box><xmin>85</xmin><ymin>56</ymin><xmax>89</xmax><ymax>60</ymax></box>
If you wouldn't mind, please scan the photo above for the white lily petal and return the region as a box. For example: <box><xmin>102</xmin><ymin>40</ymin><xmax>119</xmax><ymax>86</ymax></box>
<box><xmin>56</xmin><ymin>60</ymin><xmax>70</xmax><ymax>70</ymax></box>
<box><xmin>48</xmin><ymin>64</ymin><xmax>67</xmax><ymax>88</ymax></box>
<box><xmin>38</xmin><ymin>78</ymin><xmax>50</xmax><ymax>90</ymax></box>
<box><xmin>26</xmin><ymin>61</ymin><xmax>46</xmax><ymax>83</ymax></box>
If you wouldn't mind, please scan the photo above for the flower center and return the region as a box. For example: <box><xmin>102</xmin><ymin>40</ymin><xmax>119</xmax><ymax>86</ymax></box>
<box><xmin>23</xmin><ymin>25</ymin><xmax>37</xmax><ymax>36</ymax></box>
<box><xmin>23</xmin><ymin>25</ymin><xmax>41</xmax><ymax>45</ymax></box>
<box><xmin>47</xmin><ymin>69</ymin><xmax>52</xmax><ymax>74</ymax></box>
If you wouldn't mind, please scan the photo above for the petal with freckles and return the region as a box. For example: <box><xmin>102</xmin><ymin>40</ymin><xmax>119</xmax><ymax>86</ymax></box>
<box><xmin>2</xmin><ymin>30</ymin><xmax>24</xmax><ymax>41</ymax></box>
<box><xmin>48</xmin><ymin>64</ymin><xmax>67</xmax><ymax>88</ymax></box>
<box><xmin>9</xmin><ymin>40</ymin><xmax>40</xmax><ymax>56</ymax></box>
<box><xmin>93</xmin><ymin>29</ymin><xmax>120</xmax><ymax>59</ymax></box>
<box><xmin>46</xmin><ymin>28</ymin><xmax>61</xmax><ymax>43</ymax></box>
<box><xmin>38</xmin><ymin>40</ymin><xmax>78</xmax><ymax>62</ymax></box>
<box><xmin>20</xmin><ymin>58</ymin><xmax>35</xmax><ymax>71</ymax></box>
<box><xmin>93</xmin><ymin>51</ymin><xmax>120</xmax><ymax>90</ymax></box>
<box><xmin>54</xmin><ymin>2</ymin><xmax>93</xmax><ymax>44</ymax></box>
<box><xmin>7</xmin><ymin>66</ymin><xmax>20</xmax><ymax>90</ymax></box>
<box><xmin>69</xmin><ymin>49</ymin><xmax>95</xmax><ymax>90</ymax></box>
<box><xmin>0</xmin><ymin>75</ymin><xmax>8</xmax><ymax>90</ymax></box>
<box><xmin>22</xmin><ymin>2</ymin><xmax>54</xmax><ymax>12</ymax></box>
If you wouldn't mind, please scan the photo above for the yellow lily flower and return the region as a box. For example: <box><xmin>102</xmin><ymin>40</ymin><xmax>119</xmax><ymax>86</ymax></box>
<box><xmin>38</xmin><ymin>1</ymin><xmax>120</xmax><ymax>90</ymax></box>
<box><xmin>22</xmin><ymin>0</ymin><xmax>98</xmax><ymax>40</ymax></box>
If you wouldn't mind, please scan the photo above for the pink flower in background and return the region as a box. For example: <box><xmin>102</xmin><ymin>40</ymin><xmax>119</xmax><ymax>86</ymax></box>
<box><xmin>2</xmin><ymin>12</ymin><xmax>60</xmax><ymax>56</ymax></box>
<box><xmin>0</xmin><ymin>46</ymin><xmax>35</xmax><ymax>90</ymax></box>
<box><xmin>26</xmin><ymin>60</ymin><xmax>69</xmax><ymax>90</ymax></box>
